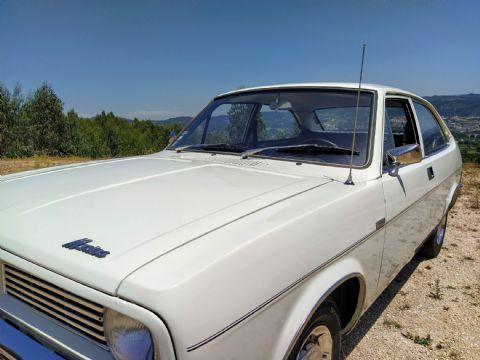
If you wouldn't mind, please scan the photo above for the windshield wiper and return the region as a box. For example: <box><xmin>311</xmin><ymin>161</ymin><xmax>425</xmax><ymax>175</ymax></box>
<box><xmin>175</xmin><ymin>143</ymin><xmax>248</xmax><ymax>154</ymax></box>
<box><xmin>241</xmin><ymin>144</ymin><xmax>358</xmax><ymax>159</ymax></box>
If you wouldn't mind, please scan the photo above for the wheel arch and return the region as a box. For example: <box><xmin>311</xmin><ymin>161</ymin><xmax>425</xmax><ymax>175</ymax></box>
<box><xmin>273</xmin><ymin>259</ymin><xmax>367</xmax><ymax>360</ymax></box>
<box><xmin>328</xmin><ymin>276</ymin><xmax>364</xmax><ymax>333</ymax></box>
<box><xmin>445</xmin><ymin>181</ymin><xmax>463</xmax><ymax>213</ymax></box>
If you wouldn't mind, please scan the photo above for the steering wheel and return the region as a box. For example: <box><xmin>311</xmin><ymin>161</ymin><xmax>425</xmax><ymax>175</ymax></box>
<box><xmin>300</xmin><ymin>137</ymin><xmax>341</xmax><ymax>148</ymax></box>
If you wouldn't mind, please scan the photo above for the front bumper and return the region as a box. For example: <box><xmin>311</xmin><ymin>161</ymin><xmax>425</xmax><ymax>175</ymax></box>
<box><xmin>0</xmin><ymin>318</ymin><xmax>63</xmax><ymax>360</ymax></box>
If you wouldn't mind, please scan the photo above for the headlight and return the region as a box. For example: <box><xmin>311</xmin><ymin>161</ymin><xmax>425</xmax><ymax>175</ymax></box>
<box><xmin>104</xmin><ymin>309</ymin><xmax>154</xmax><ymax>360</ymax></box>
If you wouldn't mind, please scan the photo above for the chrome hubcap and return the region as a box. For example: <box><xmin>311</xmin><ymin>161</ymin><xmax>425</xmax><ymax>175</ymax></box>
<box><xmin>296</xmin><ymin>325</ymin><xmax>333</xmax><ymax>360</ymax></box>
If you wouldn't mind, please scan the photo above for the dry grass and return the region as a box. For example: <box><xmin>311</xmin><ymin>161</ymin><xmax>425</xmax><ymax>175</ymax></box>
<box><xmin>461</xmin><ymin>163</ymin><xmax>480</xmax><ymax>209</ymax></box>
<box><xmin>0</xmin><ymin>156</ymin><xmax>90</xmax><ymax>175</ymax></box>
<box><xmin>344</xmin><ymin>164</ymin><xmax>480</xmax><ymax>360</ymax></box>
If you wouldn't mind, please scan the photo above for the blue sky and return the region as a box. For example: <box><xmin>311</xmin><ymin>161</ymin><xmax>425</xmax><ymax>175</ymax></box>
<box><xmin>1</xmin><ymin>0</ymin><xmax>479</xmax><ymax>119</ymax></box>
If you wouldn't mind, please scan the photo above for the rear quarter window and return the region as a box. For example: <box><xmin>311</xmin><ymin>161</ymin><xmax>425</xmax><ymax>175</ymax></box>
<box><xmin>413</xmin><ymin>101</ymin><xmax>448</xmax><ymax>155</ymax></box>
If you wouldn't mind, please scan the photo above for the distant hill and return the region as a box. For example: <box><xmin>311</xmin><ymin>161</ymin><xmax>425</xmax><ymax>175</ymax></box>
<box><xmin>146</xmin><ymin>94</ymin><xmax>480</xmax><ymax>128</ymax></box>
<box><xmin>424</xmin><ymin>94</ymin><xmax>480</xmax><ymax>117</ymax></box>
<box><xmin>150</xmin><ymin>116</ymin><xmax>193</xmax><ymax>127</ymax></box>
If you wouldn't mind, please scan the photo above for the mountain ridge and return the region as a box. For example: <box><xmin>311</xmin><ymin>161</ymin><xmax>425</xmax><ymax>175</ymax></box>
<box><xmin>142</xmin><ymin>94</ymin><xmax>480</xmax><ymax>128</ymax></box>
<box><xmin>424</xmin><ymin>93</ymin><xmax>480</xmax><ymax>117</ymax></box>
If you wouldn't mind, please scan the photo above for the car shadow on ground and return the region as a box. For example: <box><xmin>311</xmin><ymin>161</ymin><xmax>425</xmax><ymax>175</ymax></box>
<box><xmin>341</xmin><ymin>254</ymin><xmax>426</xmax><ymax>359</ymax></box>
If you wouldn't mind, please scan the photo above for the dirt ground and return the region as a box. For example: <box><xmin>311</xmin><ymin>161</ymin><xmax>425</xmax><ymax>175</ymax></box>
<box><xmin>344</xmin><ymin>164</ymin><xmax>480</xmax><ymax>359</ymax></box>
<box><xmin>1</xmin><ymin>158</ymin><xmax>479</xmax><ymax>359</ymax></box>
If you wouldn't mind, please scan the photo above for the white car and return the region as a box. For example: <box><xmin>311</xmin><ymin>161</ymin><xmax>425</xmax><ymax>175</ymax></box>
<box><xmin>0</xmin><ymin>83</ymin><xmax>462</xmax><ymax>360</ymax></box>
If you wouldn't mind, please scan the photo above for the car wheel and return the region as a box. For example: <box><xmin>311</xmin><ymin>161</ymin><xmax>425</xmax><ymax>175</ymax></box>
<box><xmin>289</xmin><ymin>299</ymin><xmax>341</xmax><ymax>360</ymax></box>
<box><xmin>421</xmin><ymin>213</ymin><xmax>447</xmax><ymax>258</ymax></box>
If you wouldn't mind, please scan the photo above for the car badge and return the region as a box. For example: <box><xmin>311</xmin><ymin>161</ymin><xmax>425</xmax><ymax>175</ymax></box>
<box><xmin>62</xmin><ymin>238</ymin><xmax>110</xmax><ymax>258</ymax></box>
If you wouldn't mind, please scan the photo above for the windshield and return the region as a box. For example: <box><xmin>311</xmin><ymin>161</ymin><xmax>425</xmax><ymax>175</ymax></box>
<box><xmin>169</xmin><ymin>89</ymin><xmax>374</xmax><ymax>166</ymax></box>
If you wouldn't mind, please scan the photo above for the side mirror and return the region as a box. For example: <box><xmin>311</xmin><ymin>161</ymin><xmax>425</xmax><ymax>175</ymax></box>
<box><xmin>387</xmin><ymin>144</ymin><xmax>422</xmax><ymax>176</ymax></box>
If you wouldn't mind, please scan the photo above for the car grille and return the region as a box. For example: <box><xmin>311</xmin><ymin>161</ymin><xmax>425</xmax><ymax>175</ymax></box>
<box><xmin>3</xmin><ymin>264</ymin><xmax>107</xmax><ymax>346</ymax></box>
<box><xmin>0</xmin><ymin>346</ymin><xmax>17</xmax><ymax>360</ymax></box>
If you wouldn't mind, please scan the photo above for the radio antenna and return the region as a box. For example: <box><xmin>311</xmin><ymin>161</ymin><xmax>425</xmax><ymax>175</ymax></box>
<box><xmin>345</xmin><ymin>44</ymin><xmax>366</xmax><ymax>185</ymax></box>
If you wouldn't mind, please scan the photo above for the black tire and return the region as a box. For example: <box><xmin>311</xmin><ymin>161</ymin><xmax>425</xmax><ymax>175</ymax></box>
<box><xmin>288</xmin><ymin>298</ymin><xmax>341</xmax><ymax>360</ymax></box>
<box><xmin>421</xmin><ymin>213</ymin><xmax>447</xmax><ymax>258</ymax></box>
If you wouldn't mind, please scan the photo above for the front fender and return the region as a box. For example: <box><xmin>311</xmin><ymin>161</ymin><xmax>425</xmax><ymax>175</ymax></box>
<box><xmin>271</xmin><ymin>257</ymin><xmax>366</xmax><ymax>360</ymax></box>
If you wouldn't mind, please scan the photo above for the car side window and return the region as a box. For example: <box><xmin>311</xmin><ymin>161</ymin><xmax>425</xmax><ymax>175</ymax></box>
<box><xmin>257</xmin><ymin>106</ymin><xmax>300</xmax><ymax>141</ymax></box>
<box><xmin>384</xmin><ymin>99</ymin><xmax>419</xmax><ymax>164</ymax></box>
<box><xmin>413</xmin><ymin>101</ymin><xmax>448</xmax><ymax>155</ymax></box>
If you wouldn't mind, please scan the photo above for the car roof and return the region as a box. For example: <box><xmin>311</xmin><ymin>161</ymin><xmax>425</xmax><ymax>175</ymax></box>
<box><xmin>215</xmin><ymin>82</ymin><xmax>420</xmax><ymax>99</ymax></box>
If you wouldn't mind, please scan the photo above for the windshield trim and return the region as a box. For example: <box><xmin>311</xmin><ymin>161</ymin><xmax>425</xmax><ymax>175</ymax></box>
<box><xmin>168</xmin><ymin>88</ymin><xmax>378</xmax><ymax>169</ymax></box>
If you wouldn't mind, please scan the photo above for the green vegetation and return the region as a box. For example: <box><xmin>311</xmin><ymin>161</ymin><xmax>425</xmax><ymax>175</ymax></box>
<box><xmin>428</xmin><ymin>279</ymin><xmax>444</xmax><ymax>300</ymax></box>
<box><xmin>452</xmin><ymin>131</ymin><xmax>480</xmax><ymax>163</ymax></box>
<box><xmin>0</xmin><ymin>83</ymin><xmax>182</xmax><ymax>159</ymax></box>
<box><xmin>401</xmin><ymin>332</ymin><xmax>433</xmax><ymax>348</ymax></box>
<box><xmin>383</xmin><ymin>318</ymin><xmax>402</xmax><ymax>329</ymax></box>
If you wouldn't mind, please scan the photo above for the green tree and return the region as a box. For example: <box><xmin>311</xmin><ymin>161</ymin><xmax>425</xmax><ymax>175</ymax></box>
<box><xmin>0</xmin><ymin>84</ymin><xmax>9</xmax><ymax>156</ymax></box>
<box><xmin>23</xmin><ymin>83</ymin><xmax>65</xmax><ymax>155</ymax></box>
<box><xmin>0</xmin><ymin>84</ymin><xmax>33</xmax><ymax>157</ymax></box>
<box><xmin>0</xmin><ymin>82</ymin><xmax>243</xmax><ymax>160</ymax></box>
<box><xmin>227</xmin><ymin>104</ymin><xmax>252</xmax><ymax>143</ymax></box>
<box><xmin>257</xmin><ymin>113</ymin><xmax>267</xmax><ymax>141</ymax></box>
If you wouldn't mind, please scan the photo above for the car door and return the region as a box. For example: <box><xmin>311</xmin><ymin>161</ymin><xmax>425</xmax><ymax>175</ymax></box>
<box><xmin>378</xmin><ymin>96</ymin><xmax>433</xmax><ymax>287</ymax></box>
<box><xmin>410</xmin><ymin>100</ymin><xmax>453</xmax><ymax>229</ymax></box>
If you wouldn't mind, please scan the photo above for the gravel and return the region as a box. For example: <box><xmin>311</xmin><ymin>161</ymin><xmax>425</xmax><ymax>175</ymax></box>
<box><xmin>344</xmin><ymin>165</ymin><xmax>480</xmax><ymax>360</ymax></box>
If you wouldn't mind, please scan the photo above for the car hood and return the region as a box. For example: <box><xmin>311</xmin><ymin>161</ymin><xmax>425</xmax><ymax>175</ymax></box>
<box><xmin>0</xmin><ymin>155</ymin><xmax>329</xmax><ymax>294</ymax></box>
